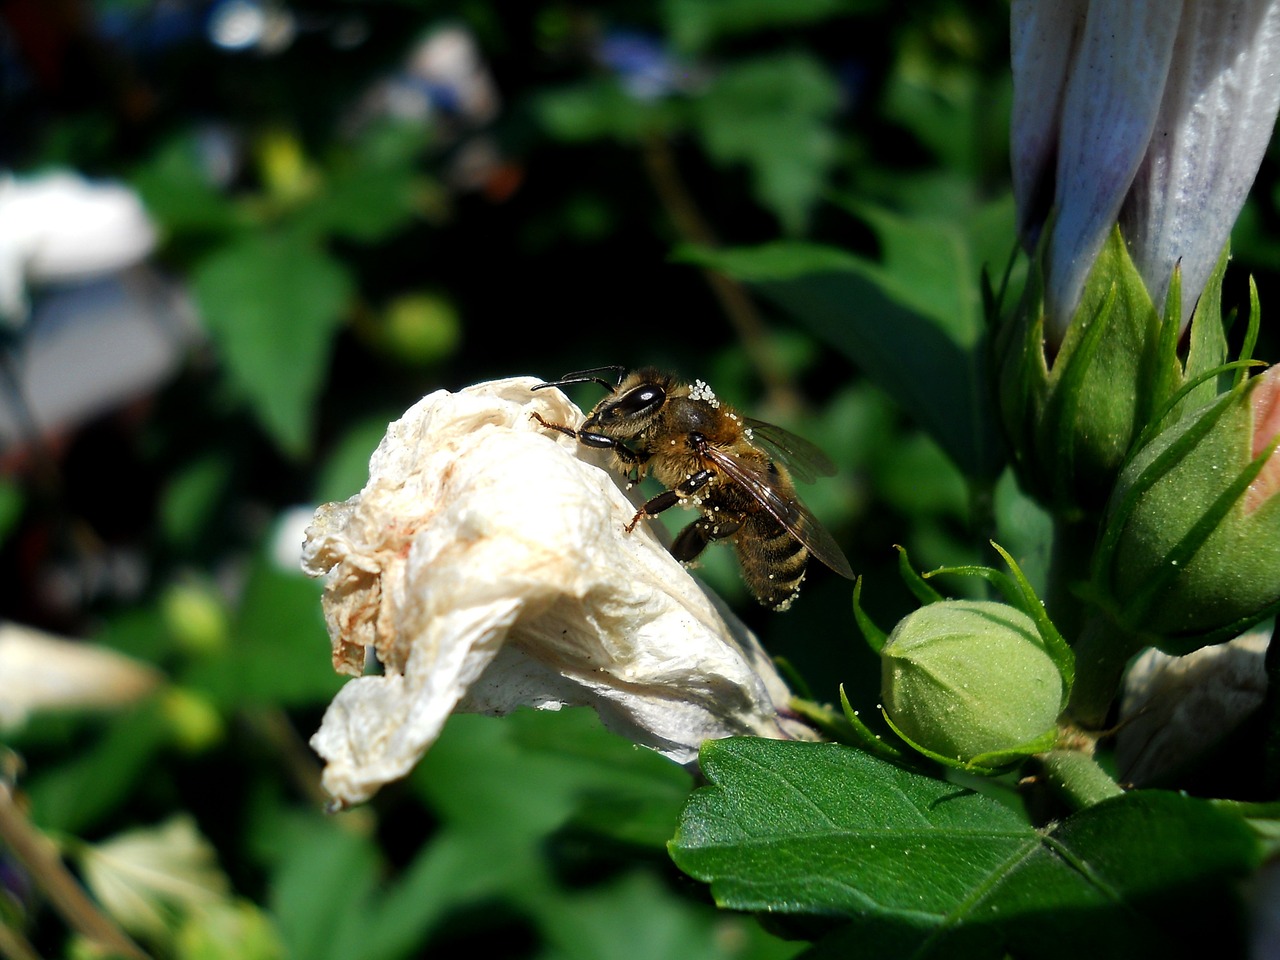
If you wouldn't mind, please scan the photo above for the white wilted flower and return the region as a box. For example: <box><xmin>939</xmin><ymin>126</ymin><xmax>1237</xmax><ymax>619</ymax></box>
<box><xmin>1011</xmin><ymin>0</ymin><xmax>1280</xmax><ymax>342</ymax></box>
<box><xmin>302</xmin><ymin>377</ymin><xmax>815</xmax><ymax>808</ymax></box>
<box><xmin>0</xmin><ymin>622</ymin><xmax>160</xmax><ymax>729</ymax></box>
<box><xmin>0</xmin><ymin>170</ymin><xmax>158</xmax><ymax>323</ymax></box>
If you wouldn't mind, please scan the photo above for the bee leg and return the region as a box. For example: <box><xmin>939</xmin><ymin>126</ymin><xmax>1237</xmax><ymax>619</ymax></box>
<box><xmin>671</xmin><ymin>521</ymin><xmax>709</xmax><ymax>563</ymax></box>
<box><xmin>529</xmin><ymin>411</ymin><xmax>577</xmax><ymax>438</ymax></box>
<box><xmin>531</xmin><ymin>414</ymin><xmax>650</xmax><ymax>471</ymax></box>
<box><xmin>671</xmin><ymin>515</ymin><xmax>743</xmax><ymax>563</ymax></box>
<box><xmin>624</xmin><ymin>470</ymin><xmax>713</xmax><ymax>532</ymax></box>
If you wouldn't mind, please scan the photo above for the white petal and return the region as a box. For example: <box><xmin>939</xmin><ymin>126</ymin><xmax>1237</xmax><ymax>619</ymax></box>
<box><xmin>1116</xmin><ymin>624</ymin><xmax>1270</xmax><ymax>785</ymax></box>
<box><xmin>0</xmin><ymin>172</ymin><xmax>156</xmax><ymax>293</ymax></box>
<box><xmin>1047</xmin><ymin>0</ymin><xmax>1183</xmax><ymax>339</ymax></box>
<box><xmin>0</xmin><ymin>622</ymin><xmax>160</xmax><ymax>728</ymax></box>
<box><xmin>1122</xmin><ymin>0</ymin><xmax>1280</xmax><ymax>330</ymax></box>
<box><xmin>1009</xmin><ymin>0</ymin><xmax>1089</xmax><ymax>250</ymax></box>
<box><xmin>304</xmin><ymin>377</ymin><xmax>812</xmax><ymax>807</ymax></box>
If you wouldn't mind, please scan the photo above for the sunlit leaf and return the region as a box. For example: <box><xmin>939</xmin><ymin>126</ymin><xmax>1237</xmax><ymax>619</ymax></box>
<box><xmin>671</xmin><ymin>739</ymin><xmax>1259</xmax><ymax>958</ymax></box>
<box><xmin>192</xmin><ymin>233</ymin><xmax>353</xmax><ymax>457</ymax></box>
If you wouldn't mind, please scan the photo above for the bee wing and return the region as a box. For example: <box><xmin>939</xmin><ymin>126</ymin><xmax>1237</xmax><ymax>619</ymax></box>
<box><xmin>743</xmin><ymin>419</ymin><xmax>836</xmax><ymax>484</ymax></box>
<box><xmin>701</xmin><ymin>443</ymin><xmax>855</xmax><ymax>580</ymax></box>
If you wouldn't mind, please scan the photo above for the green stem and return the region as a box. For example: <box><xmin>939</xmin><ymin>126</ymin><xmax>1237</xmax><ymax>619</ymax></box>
<box><xmin>1033</xmin><ymin>749</ymin><xmax>1123</xmax><ymax>811</ymax></box>
<box><xmin>1066</xmin><ymin>613</ymin><xmax>1145</xmax><ymax>729</ymax></box>
<box><xmin>1045</xmin><ymin>515</ymin><xmax>1099</xmax><ymax>643</ymax></box>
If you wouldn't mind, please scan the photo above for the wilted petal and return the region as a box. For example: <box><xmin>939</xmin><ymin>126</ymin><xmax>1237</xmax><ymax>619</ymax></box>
<box><xmin>1122</xmin><ymin>0</ymin><xmax>1280</xmax><ymax>331</ymax></box>
<box><xmin>0</xmin><ymin>622</ymin><xmax>160</xmax><ymax>728</ymax></box>
<box><xmin>1010</xmin><ymin>0</ymin><xmax>1089</xmax><ymax>250</ymax></box>
<box><xmin>304</xmin><ymin>377</ymin><xmax>813</xmax><ymax>807</ymax></box>
<box><xmin>1115</xmin><ymin>624</ymin><xmax>1270</xmax><ymax>785</ymax></box>
<box><xmin>1046</xmin><ymin>0</ymin><xmax>1182</xmax><ymax>339</ymax></box>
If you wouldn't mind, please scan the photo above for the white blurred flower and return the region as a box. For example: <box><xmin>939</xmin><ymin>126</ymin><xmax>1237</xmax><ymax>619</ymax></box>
<box><xmin>0</xmin><ymin>171</ymin><xmax>157</xmax><ymax>323</ymax></box>
<box><xmin>77</xmin><ymin>816</ymin><xmax>230</xmax><ymax>943</ymax></box>
<box><xmin>0</xmin><ymin>622</ymin><xmax>160</xmax><ymax>729</ymax></box>
<box><xmin>1011</xmin><ymin>0</ymin><xmax>1280</xmax><ymax>342</ymax></box>
<box><xmin>1116</xmin><ymin>622</ymin><xmax>1271</xmax><ymax>785</ymax></box>
<box><xmin>303</xmin><ymin>377</ymin><xmax>815</xmax><ymax>807</ymax></box>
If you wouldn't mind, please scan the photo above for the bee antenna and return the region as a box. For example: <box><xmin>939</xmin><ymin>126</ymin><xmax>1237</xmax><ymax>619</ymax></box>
<box><xmin>532</xmin><ymin>365</ymin><xmax>627</xmax><ymax>392</ymax></box>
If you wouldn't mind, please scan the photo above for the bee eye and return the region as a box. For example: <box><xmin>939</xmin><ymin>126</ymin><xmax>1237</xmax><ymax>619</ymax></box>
<box><xmin>612</xmin><ymin>385</ymin><xmax>665</xmax><ymax>418</ymax></box>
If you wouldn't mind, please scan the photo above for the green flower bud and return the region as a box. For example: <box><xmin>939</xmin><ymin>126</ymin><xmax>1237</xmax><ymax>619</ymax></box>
<box><xmin>880</xmin><ymin>600</ymin><xmax>1063</xmax><ymax>764</ymax></box>
<box><xmin>995</xmin><ymin>228</ymin><xmax>1165</xmax><ymax>514</ymax></box>
<box><xmin>993</xmin><ymin>227</ymin><xmax>1231</xmax><ymax>517</ymax></box>
<box><xmin>1092</xmin><ymin>365</ymin><xmax>1280</xmax><ymax>654</ymax></box>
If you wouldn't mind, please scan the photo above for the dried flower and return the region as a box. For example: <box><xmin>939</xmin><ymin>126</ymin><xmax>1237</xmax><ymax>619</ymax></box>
<box><xmin>303</xmin><ymin>377</ymin><xmax>814</xmax><ymax>807</ymax></box>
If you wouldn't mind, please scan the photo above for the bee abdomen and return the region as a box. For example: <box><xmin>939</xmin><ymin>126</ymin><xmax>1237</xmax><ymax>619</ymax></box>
<box><xmin>737</xmin><ymin>520</ymin><xmax>809</xmax><ymax>612</ymax></box>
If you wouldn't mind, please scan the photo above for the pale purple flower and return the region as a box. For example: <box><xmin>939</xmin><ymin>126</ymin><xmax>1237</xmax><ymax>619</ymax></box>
<box><xmin>1011</xmin><ymin>0</ymin><xmax>1280</xmax><ymax>344</ymax></box>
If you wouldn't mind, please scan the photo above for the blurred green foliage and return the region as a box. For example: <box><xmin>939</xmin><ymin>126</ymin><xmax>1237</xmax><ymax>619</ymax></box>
<box><xmin>0</xmin><ymin>0</ymin><xmax>1275</xmax><ymax>957</ymax></box>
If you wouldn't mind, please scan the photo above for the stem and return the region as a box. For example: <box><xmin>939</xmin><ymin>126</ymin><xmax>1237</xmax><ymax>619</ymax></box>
<box><xmin>1066</xmin><ymin>613</ymin><xmax>1145</xmax><ymax>730</ymax></box>
<box><xmin>1032</xmin><ymin>748</ymin><xmax>1123</xmax><ymax>811</ymax></box>
<box><xmin>639</xmin><ymin>135</ymin><xmax>800</xmax><ymax>413</ymax></box>
<box><xmin>0</xmin><ymin>784</ymin><xmax>148</xmax><ymax>959</ymax></box>
<box><xmin>1045</xmin><ymin>514</ymin><xmax>1099</xmax><ymax>643</ymax></box>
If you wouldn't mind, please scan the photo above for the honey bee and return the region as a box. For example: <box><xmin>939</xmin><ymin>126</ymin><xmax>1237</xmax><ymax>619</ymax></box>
<box><xmin>531</xmin><ymin>365</ymin><xmax>854</xmax><ymax>610</ymax></box>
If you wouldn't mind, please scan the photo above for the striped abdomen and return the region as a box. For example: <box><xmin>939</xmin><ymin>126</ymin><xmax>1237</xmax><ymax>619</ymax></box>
<box><xmin>734</xmin><ymin>514</ymin><xmax>809</xmax><ymax>611</ymax></box>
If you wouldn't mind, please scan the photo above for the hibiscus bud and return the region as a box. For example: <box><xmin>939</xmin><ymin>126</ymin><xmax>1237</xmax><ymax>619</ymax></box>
<box><xmin>879</xmin><ymin>600</ymin><xmax>1063</xmax><ymax>765</ymax></box>
<box><xmin>1093</xmin><ymin>366</ymin><xmax>1280</xmax><ymax>654</ymax></box>
<box><xmin>995</xmin><ymin>227</ymin><xmax>1168</xmax><ymax>514</ymax></box>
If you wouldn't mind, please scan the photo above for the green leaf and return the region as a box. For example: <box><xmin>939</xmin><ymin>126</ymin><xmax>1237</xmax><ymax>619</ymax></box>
<box><xmin>683</xmin><ymin>212</ymin><xmax>1005</xmax><ymax>478</ymax></box>
<box><xmin>670</xmin><ymin>739</ymin><xmax>1259</xmax><ymax>959</ymax></box>
<box><xmin>534</xmin><ymin>871</ymin><xmax>800</xmax><ymax>960</ymax></box>
<box><xmin>26</xmin><ymin>704</ymin><xmax>169</xmax><ymax>834</ymax></box>
<box><xmin>293</xmin><ymin>124</ymin><xmax>430</xmax><ymax>243</ymax></box>
<box><xmin>182</xmin><ymin>551</ymin><xmax>338</xmax><ymax>709</ymax></box>
<box><xmin>663</xmin><ymin>0</ymin><xmax>875</xmax><ymax>53</ymax></box>
<box><xmin>132</xmin><ymin>134</ymin><xmax>243</xmax><ymax>235</ymax></box>
<box><xmin>414</xmin><ymin>710</ymin><xmax>691</xmax><ymax>845</ymax></box>
<box><xmin>192</xmin><ymin>233</ymin><xmax>353</xmax><ymax>457</ymax></box>
<box><xmin>691</xmin><ymin>53</ymin><xmax>841</xmax><ymax>234</ymax></box>
<box><xmin>535</xmin><ymin>79</ymin><xmax>678</xmax><ymax>143</ymax></box>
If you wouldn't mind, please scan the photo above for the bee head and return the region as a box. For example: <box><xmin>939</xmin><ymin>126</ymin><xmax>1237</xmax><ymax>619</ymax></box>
<box><xmin>583</xmin><ymin>368</ymin><xmax>676</xmax><ymax>435</ymax></box>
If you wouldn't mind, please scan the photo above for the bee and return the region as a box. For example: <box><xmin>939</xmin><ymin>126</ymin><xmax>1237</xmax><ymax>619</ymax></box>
<box><xmin>531</xmin><ymin>365</ymin><xmax>854</xmax><ymax>610</ymax></box>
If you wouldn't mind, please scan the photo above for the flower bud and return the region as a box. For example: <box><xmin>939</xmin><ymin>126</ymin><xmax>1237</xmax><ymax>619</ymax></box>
<box><xmin>994</xmin><ymin>227</ymin><xmax>1175</xmax><ymax>515</ymax></box>
<box><xmin>880</xmin><ymin>600</ymin><xmax>1063</xmax><ymax>764</ymax></box>
<box><xmin>1092</xmin><ymin>366</ymin><xmax>1280</xmax><ymax>654</ymax></box>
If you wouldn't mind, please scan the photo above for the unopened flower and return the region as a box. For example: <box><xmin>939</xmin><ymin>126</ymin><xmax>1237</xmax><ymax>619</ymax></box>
<box><xmin>1093</xmin><ymin>365</ymin><xmax>1280</xmax><ymax>652</ymax></box>
<box><xmin>1011</xmin><ymin>0</ymin><xmax>1280</xmax><ymax>339</ymax></box>
<box><xmin>880</xmin><ymin>600</ymin><xmax>1063</xmax><ymax>765</ymax></box>
<box><xmin>303</xmin><ymin>377</ymin><xmax>814</xmax><ymax>807</ymax></box>
<box><xmin>999</xmin><ymin>0</ymin><xmax>1280</xmax><ymax>514</ymax></box>
<box><xmin>0</xmin><ymin>622</ymin><xmax>160</xmax><ymax>729</ymax></box>
<box><xmin>0</xmin><ymin>171</ymin><xmax>157</xmax><ymax>323</ymax></box>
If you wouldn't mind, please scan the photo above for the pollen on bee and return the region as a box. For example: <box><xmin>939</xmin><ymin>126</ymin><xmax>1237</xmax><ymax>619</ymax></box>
<box><xmin>689</xmin><ymin>379</ymin><xmax>720</xmax><ymax>408</ymax></box>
